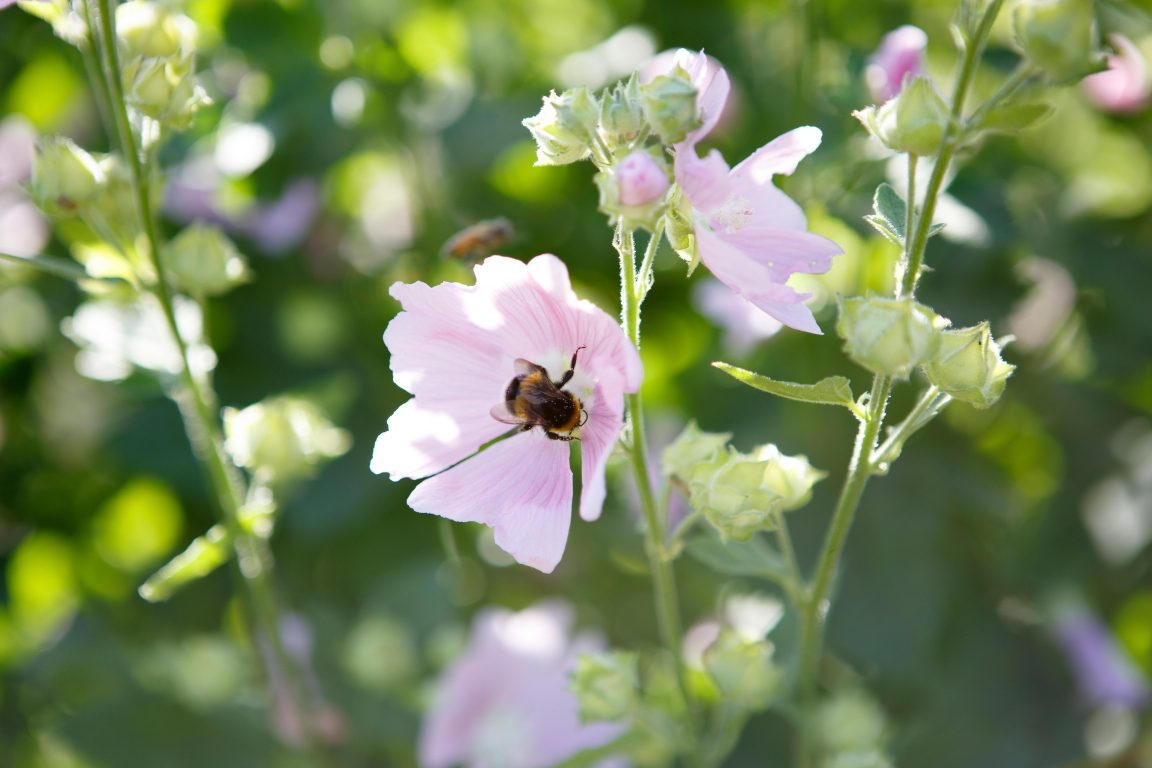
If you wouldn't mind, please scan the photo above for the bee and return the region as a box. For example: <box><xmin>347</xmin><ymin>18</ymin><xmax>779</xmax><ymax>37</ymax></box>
<box><xmin>490</xmin><ymin>346</ymin><xmax>589</xmax><ymax>441</ymax></box>
<box><xmin>441</xmin><ymin>217</ymin><xmax>515</xmax><ymax>262</ymax></box>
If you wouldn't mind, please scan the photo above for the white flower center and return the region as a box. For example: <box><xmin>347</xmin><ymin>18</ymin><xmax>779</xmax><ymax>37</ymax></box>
<box><xmin>709</xmin><ymin>192</ymin><xmax>753</xmax><ymax>234</ymax></box>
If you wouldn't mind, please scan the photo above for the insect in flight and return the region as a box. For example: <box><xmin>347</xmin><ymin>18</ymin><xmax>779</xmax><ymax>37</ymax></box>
<box><xmin>491</xmin><ymin>346</ymin><xmax>589</xmax><ymax>441</ymax></box>
<box><xmin>441</xmin><ymin>217</ymin><xmax>515</xmax><ymax>262</ymax></box>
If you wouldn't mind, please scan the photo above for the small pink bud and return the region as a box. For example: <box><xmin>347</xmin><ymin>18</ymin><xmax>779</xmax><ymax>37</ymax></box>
<box><xmin>1082</xmin><ymin>34</ymin><xmax>1150</xmax><ymax>115</ymax></box>
<box><xmin>616</xmin><ymin>149</ymin><xmax>669</xmax><ymax>206</ymax></box>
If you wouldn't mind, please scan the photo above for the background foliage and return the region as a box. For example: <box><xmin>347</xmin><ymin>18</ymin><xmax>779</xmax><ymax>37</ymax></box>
<box><xmin>1</xmin><ymin>0</ymin><xmax>1150</xmax><ymax>765</ymax></box>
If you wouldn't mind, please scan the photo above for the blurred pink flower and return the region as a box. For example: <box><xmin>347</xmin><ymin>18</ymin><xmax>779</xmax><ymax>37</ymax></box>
<box><xmin>669</xmin><ymin>50</ymin><xmax>841</xmax><ymax>334</ymax></box>
<box><xmin>692</xmin><ymin>277</ymin><xmax>782</xmax><ymax>354</ymax></box>
<box><xmin>1082</xmin><ymin>34</ymin><xmax>1150</xmax><ymax>115</ymax></box>
<box><xmin>0</xmin><ymin>116</ymin><xmax>48</xmax><ymax>258</ymax></box>
<box><xmin>420</xmin><ymin>601</ymin><xmax>626</xmax><ymax>768</ymax></box>
<box><xmin>371</xmin><ymin>254</ymin><xmax>641</xmax><ymax>573</ymax></box>
<box><xmin>865</xmin><ymin>25</ymin><xmax>929</xmax><ymax>103</ymax></box>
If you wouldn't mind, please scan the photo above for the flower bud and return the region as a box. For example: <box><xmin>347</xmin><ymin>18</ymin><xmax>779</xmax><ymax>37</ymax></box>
<box><xmin>594</xmin><ymin>148</ymin><xmax>670</xmax><ymax>230</ymax></box>
<box><xmin>569</xmin><ymin>651</ymin><xmax>638</xmax><ymax>723</ymax></box>
<box><xmin>816</xmin><ymin>688</ymin><xmax>888</xmax><ymax>754</ymax></box>
<box><xmin>702</xmin><ymin>629</ymin><xmax>781</xmax><ymax>709</ymax></box>
<box><xmin>165</xmin><ymin>223</ymin><xmax>251</xmax><ymax>297</ymax></box>
<box><xmin>521</xmin><ymin>88</ymin><xmax>599</xmax><ymax>166</ymax></box>
<box><xmin>853</xmin><ymin>76</ymin><xmax>950</xmax><ymax>156</ymax></box>
<box><xmin>123</xmin><ymin>56</ymin><xmax>209</xmax><ymax>130</ymax></box>
<box><xmin>664</xmin><ymin>185</ymin><xmax>700</xmax><ymax>272</ymax></box>
<box><xmin>598</xmin><ymin>74</ymin><xmax>646</xmax><ymax>152</ymax></box>
<box><xmin>1013</xmin><ymin>0</ymin><xmax>1104</xmax><ymax>83</ymax></box>
<box><xmin>31</xmin><ymin>137</ymin><xmax>104</xmax><ymax>215</ymax></box>
<box><xmin>223</xmin><ymin>396</ymin><xmax>351</xmax><ymax>485</ymax></box>
<box><xmin>692</xmin><ymin>444</ymin><xmax>823</xmax><ymax>541</ymax></box>
<box><xmin>116</xmin><ymin>0</ymin><xmax>197</xmax><ymax>60</ymax></box>
<box><xmin>640</xmin><ymin>66</ymin><xmax>700</xmax><ymax>145</ymax></box>
<box><xmin>662</xmin><ymin>421</ymin><xmax>731</xmax><ymax>484</ymax></box>
<box><xmin>837</xmin><ymin>296</ymin><xmax>946</xmax><ymax>379</ymax></box>
<box><xmin>921</xmin><ymin>322</ymin><xmax>1014</xmax><ymax>408</ymax></box>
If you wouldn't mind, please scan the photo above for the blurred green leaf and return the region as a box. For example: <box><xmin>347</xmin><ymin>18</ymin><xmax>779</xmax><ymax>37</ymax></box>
<box><xmin>977</xmin><ymin>103</ymin><xmax>1053</xmax><ymax>135</ymax></box>
<box><xmin>93</xmin><ymin>478</ymin><xmax>183</xmax><ymax>573</ymax></box>
<box><xmin>138</xmin><ymin>525</ymin><xmax>232</xmax><ymax>603</ymax></box>
<box><xmin>685</xmin><ymin>531</ymin><xmax>787</xmax><ymax>580</ymax></box>
<box><xmin>864</xmin><ymin>183</ymin><xmax>907</xmax><ymax>247</ymax></box>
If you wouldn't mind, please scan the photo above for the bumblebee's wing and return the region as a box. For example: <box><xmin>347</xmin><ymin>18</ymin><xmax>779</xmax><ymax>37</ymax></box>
<box><xmin>490</xmin><ymin>401</ymin><xmax>526</xmax><ymax>425</ymax></box>
<box><xmin>513</xmin><ymin>358</ymin><xmax>548</xmax><ymax>378</ymax></box>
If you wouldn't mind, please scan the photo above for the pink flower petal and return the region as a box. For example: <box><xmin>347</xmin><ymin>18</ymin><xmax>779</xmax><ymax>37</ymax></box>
<box><xmin>729</xmin><ymin>126</ymin><xmax>823</xmax><ymax>184</ymax></box>
<box><xmin>672</xmin><ymin>49</ymin><xmax>731</xmax><ymax>146</ymax></box>
<box><xmin>577</xmin><ymin>376</ymin><xmax>625</xmax><ymax>522</ymax></box>
<box><xmin>675</xmin><ymin>148</ymin><xmax>733</xmax><ymax>212</ymax></box>
<box><xmin>719</xmin><ymin>226</ymin><xmax>842</xmax><ymax>281</ymax></box>
<box><xmin>408</xmin><ymin>431</ymin><xmax>573</xmax><ymax>573</ymax></box>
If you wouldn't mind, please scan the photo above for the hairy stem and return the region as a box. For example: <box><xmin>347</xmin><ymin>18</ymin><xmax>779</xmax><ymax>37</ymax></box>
<box><xmin>88</xmin><ymin>0</ymin><xmax>320</xmax><ymax>751</ymax></box>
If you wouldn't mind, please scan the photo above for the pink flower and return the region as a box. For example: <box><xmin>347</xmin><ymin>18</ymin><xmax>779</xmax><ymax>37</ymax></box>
<box><xmin>371</xmin><ymin>254</ymin><xmax>641</xmax><ymax>573</ymax></box>
<box><xmin>420</xmin><ymin>601</ymin><xmax>626</xmax><ymax>768</ymax></box>
<box><xmin>616</xmin><ymin>149</ymin><xmax>669</xmax><ymax>206</ymax></box>
<box><xmin>669</xmin><ymin>50</ymin><xmax>842</xmax><ymax>335</ymax></box>
<box><xmin>1082</xmin><ymin>34</ymin><xmax>1150</xmax><ymax>115</ymax></box>
<box><xmin>865</xmin><ymin>25</ymin><xmax>929</xmax><ymax>103</ymax></box>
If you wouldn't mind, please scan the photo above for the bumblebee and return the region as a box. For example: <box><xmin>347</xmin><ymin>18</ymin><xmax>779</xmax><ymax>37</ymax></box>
<box><xmin>491</xmin><ymin>346</ymin><xmax>589</xmax><ymax>441</ymax></box>
<box><xmin>441</xmin><ymin>217</ymin><xmax>515</xmax><ymax>262</ymax></box>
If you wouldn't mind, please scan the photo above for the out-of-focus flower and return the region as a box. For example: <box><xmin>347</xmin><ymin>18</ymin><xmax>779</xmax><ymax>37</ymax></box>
<box><xmin>1053</xmin><ymin>601</ymin><xmax>1150</xmax><ymax>710</ymax></box>
<box><xmin>1082</xmin><ymin>34</ymin><xmax>1150</xmax><ymax>114</ymax></box>
<box><xmin>0</xmin><ymin>117</ymin><xmax>48</xmax><ymax>258</ymax></box>
<box><xmin>1013</xmin><ymin>0</ymin><xmax>1103</xmax><ymax>83</ymax></box>
<box><xmin>420</xmin><ymin>601</ymin><xmax>626</xmax><ymax>768</ymax></box>
<box><xmin>370</xmin><ymin>254</ymin><xmax>641</xmax><ymax>573</ymax></box>
<box><xmin>666</xmin><ymin>49</ymin><xmax>841</xmax><ymax>334</ymax></box>
<box><xmin>165</xmin><ymin>222</ymin><xmax>251</xmax><ymax>297</ymax></box>
<box><xmin>224</xmin><ymin>396</ymin><xmax>350</xmax><ymax>486</ymax></box>
<box><xmin>692</xmin><ymin>278</ymin><xmax>782</xmax><ymax>353</ymax></box>
<box><xmin>61</xmin><ymin>294</ymin><xmax>215</xmax><ymax>382</ymax></box>
<box><xmin>866</xmin><ymin>25</ymin><xmax>929</xmax><ymax>102</ymax></box>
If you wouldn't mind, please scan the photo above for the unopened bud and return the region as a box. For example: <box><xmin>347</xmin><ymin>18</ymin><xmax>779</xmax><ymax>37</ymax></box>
<box><xmin>31</xmin><ymin>137</ymin><xmax>104</xmax><ymax>215</ymax></box>
<box><xmin>662</xmin><ymin>421</ymin><xmax>731</xmax><ymax>484</ymax></box>
<box><xmin>692</xmin><ymin>444</ymin><xmax>822</xmax><ymax>541</ymax></box>
<box><xmin>837</xmin><ymin>296</ymin><xmax>946</xmax><ymax>379</ymax></box>
<box><xmin>598</xmin><ymin>74</ymin><xmax>646</xmax><ymax>151</ymax></box>
<box><xmin>522</xmin><ymin>88</ymin><xmax>599</xmax><ymax>166</ymax></box>
<box><xmin>921</xmin><ymin>322</ymin><xmax>1013</xmax><ymax>408</ymax></box>
<box><xmin>702</xmin><ymin>629</ymin><xmax>781</xmax><ymax>708</ymax></box>
<box><xmin>640</xmin><ymin>66</ymin><xmax>700</xmax><ymax>145</ymax></box>
<box><xmin>1013</xmin><ymin>0</ymin><xmax>1104</xmax><ymax>83</ymax></box>
<box><xmin>594</xmin><ymin>148</ymin><xmax>670</xmax><ymax>230</ymax></box>
<box><xmin>223</xmin><ymin>397</ymin><xmax>351</xmax><ymax>485</ymax></box>
<box><xmin>854</xmin><ymin>76</ymin><xmax>950</xmax><ymax>156</ymax></box>
<box><xmin>570</xmin><ymin>651</ymin><xmax>638</xmax><ymax>723</ymax></box>
<box><xmin>124</xmin><ymin>56</ymin><xmax>209</xmax><ymax>130</ymax></box>
<box><xmin>116</xmin><ymin>0</ymin><xmax>197</xmax><ymax>60</ymax></box>
<box><xmin>165</xmin><ymin>223</ymin><xmax>251</xmax><ymax>297</ymax></box>
<box><xmin>816</xmin><ymin>688</ymin><xmax>888</xmax><ymax>754</ymax></box>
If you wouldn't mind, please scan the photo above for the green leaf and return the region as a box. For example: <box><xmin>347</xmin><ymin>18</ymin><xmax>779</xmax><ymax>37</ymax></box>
<box><xmin>869</xmin><ymin>183</ymin><xmax>908</xmax><ymax>246</ymax></box>
<box><xmin>977</xmin><ymin>103</ymin><xmax>1053</xmax><ymax>135</ymax></box>
<box><xmin>713</xmin><ymin>362</ymin><xmax>861</xmax><ymax>415</ymax></box>
<box><xmin>138</xmin><ymin>524</ymin><xmax>233</xmax><ymax>602</ymax></box>
<box><xmin>0</xmin><ymin>250</ymin><xmax>116</xmax><ymax>284</ymax></box>
<box><xmin>685</xmin><ymin>531</ymin><xmax>788</xmax><ymax>580</ymax></box>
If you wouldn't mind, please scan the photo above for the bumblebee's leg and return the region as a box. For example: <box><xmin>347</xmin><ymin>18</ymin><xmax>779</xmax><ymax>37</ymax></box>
<box><xmin>545</xmin><ymin>431</ymin><xmax>579</xmax><ymax>442</ymax></box>
<box><xmin>520</xmin><ymin>424</ymin><xmax>534</xmax><ymax>432</ymax></box>
<box><xmin>555</xmin><ymin>345</ymin><xmax>587</xmax><ymax>388</ymax></box>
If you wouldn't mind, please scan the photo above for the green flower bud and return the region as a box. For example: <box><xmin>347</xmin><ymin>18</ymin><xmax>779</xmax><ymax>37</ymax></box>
<box><xmin>662</xmin><ymin>421</ymin><xmax>731</xmax><ymax>483</ymax></box>
<box><xmin>640</xmin><ymin>66</ymin><xmax>701</xmax><ymax>145</ymax></box>
<box><xmin>165</xmin><ymin>223</ymin><xmax>251</xmax><ymax>297</ymax></box>
<box><xmin>837</xmin><ymin>296</ymin><xmax>947</xmax><ymax>379</ymax></box>
<box><xmin>116</xmin><ymin>0</ymin><xmax>198</xmax><ymax>60</ymax></box>
<box><xmin>693</xmin><ymin>445</ymin><xmax>823</xmax><ymax>541</ymax></box>
<box><xmin>123</xmin><ymin>56</ymin><xmax>209</xmax><ymax>130</ymax></box>
<box><xmin>921</xmin><ymin>322</ymin><xmax>1014</xmax><ymax>408</ymax></box>
<box><xmin>569</xmin><ymin>651</ymin><xmax>638</xmax><ymax>723</ymax></box>
<box><xmin>816</xmin><ymin>688</ymin><xmax>888</xmax><ymax>754</ymax></box>
<box><xmin>598</xmin><ymin>74</ymin><xmax>646</xmax><ymax>152</ymax></box>
<box><xmin>593</xmin><ymin>148</ymin><xmax>670</xmax><ymax>231</ymax></box>
<box><xmin>1013</xmin><ymin>0</ymin><xmax>1104</xmax><ymax>83</ymax></box>
<box><xmin>702</xmin><ymin>629</ymin><xmax>782</xmax><ymax>709</ymax></box>
<box><xmin>31</xmin><ymin>137</ymin><xmax>104</xmax><ymax>215</ymax></box>
<box><xmin>853</xmin><ymin>76</ymin><xmax>950</xmax><ymax>156</ymax></box>
<box><xmin>223</xmin><ymin>396</ymin><xmax>351</xmax><ymax>485</ymax></box>
<box><xmin>521</xmin><ymin>88</ymin><xmax>600</xmax><ymax>166</ymax></box>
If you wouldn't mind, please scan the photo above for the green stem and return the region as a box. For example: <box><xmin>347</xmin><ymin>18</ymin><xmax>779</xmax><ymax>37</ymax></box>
<box><xmin>88</xmin><ymin>0</ymin><xmax>320</xmax><ymax>752</ymax></box>
<box><xmin>900</xmin><ymin>0</ymin><xmax>1005</xmax><ymax>297</ymax></box>
<box><xmin>635</xmin><ymin>221</ymin><xmax>665</xmax><ymax>302</ymax></box>
<box><xmin>615</xmin><ymin>225</ymin><xmax>697</xmax><ymax>745</ymax></box>
<box><xmin>796</xmin><ymin>375</ymin><xmax>891</xmax><ymax>768</ymax></box>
